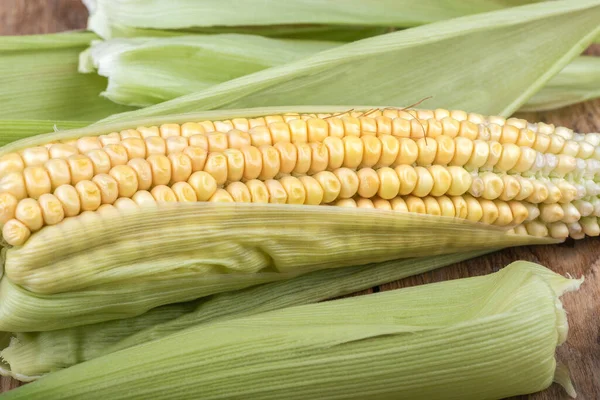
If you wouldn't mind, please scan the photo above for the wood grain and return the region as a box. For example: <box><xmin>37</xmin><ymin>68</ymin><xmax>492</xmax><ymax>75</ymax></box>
<box><xmin>0</xmin><ymin>2</ymin><xmax>598</xmax><ymax>399</ymax></box>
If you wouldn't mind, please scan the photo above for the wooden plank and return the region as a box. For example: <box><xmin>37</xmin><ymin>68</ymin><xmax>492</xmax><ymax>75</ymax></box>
<box><xmin>0</xmin><ymin>1</ymin><xmax>598</xmax><ymax>399</ymax></box>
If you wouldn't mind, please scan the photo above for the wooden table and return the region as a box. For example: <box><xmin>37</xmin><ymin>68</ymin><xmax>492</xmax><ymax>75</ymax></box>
<box><xmin>0</xmin><ymin>1</ymin><xmax>598</xmax><ymax>399</ymax></box>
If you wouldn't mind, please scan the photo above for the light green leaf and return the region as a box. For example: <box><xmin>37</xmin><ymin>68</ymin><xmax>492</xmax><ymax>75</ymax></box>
<box><xmin>99</xmin><ymin>0</ymin><xmax>600</xmax><ymax>123</ymax></box>
<box><xmin>80</xmin><ymin>34</ymin><xmax>339</xmax><ymax>107</ymax></box>
<box><xmin>83</xmin><ymin>0</ymin><xmax>547</xmax><ymax>39</ymax></box>
<box><xmin>520</xmin><ymin>55</ymin><xmax>600</xmax><ymax>111</ymax></box>
<box><xmin>0</xmin><ymin>120</ymin><xmax>89</xmax><ymax>147</ymax></box>
<box><xmin>0</xmin><ymin>31</ymin><xmax>135</xmax><ymax>121</ymax></box>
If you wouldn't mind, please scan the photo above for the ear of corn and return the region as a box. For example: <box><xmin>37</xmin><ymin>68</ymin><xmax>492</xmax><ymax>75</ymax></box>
<box><xmin>0</xmin><ymin>261</ymin><xmax>582</xmax><ymax>400</ymax></box>
<box><xmin>0</xmin><ymin>32</ymin><xmax>134</xmax><ymax>121</ymax></box>
<box><xmin>5</xmin><ymin>106</ymin><xmax>600</xmax><ymax>333</ymax></box>
<box><xmin>0</xmin><ymin>250</ymin><xmax>493</xmax><ymax>380</ymax></box>
<box><xmin>97</xmin><ymin>0</ymin><xmax>600</xmax><ymax>123</ymax></box>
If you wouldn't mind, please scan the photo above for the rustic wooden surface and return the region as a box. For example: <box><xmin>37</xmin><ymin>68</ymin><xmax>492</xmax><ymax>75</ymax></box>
<box><xmin>0</xmin><ymin>1</ymin><xmax>598</xmax><ymax>399</ymax></box>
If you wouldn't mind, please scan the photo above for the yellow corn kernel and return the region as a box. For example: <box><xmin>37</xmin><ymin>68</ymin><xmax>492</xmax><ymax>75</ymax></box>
<box><xmin>483</xmin><ymin>142</ymin><xmax>503</xmax><ymax>169</ymax></box>
<box><xmin>120</xmin><ymin>137</ymin><xmax>146</xmax><ymax>160</ymax></box>
<box><xmin>412</xmin><ymin>166</ymin><xmax>434</xmax><ymax>197</ymax></box>
<box><xmin>493</xmin><ymin>200</ymin><xmax>513</xmax><ymax>226</ymax></box>
<box><xmin>360</xmin><ymin>136</ymin><xmax>382</xmax><ymax>168</ymax></box>
<box><xmin>580</xmin><ymin>217</ymin><xmax>600</xmax><ymax>237</ymax></box>
<box><xmin>21</xmin><ymin>146</ymin><xmax>50</xmax><ymax>167</ymax></box>
<box><xmin>293</xmin><ymin>143</ymin><xmax>312</xmax><ymax>175</ymax></box>
<box><xmin>450</xmin><ymin>196</ymin><xmax>468</xmax><ymax>219</ymax></box>
<box><xmin>203</xmin><ymin>153</ymin><xmax>228</xmax><ymax>186</ymax></box>
<box><xmin>548</xmin><ymin>222</ymin><xmax>569</xmax><ymax>239</ymax></box>
<box><xmin>428</xmin><ymin>165</ymin><xmax>451</xmax><ymax>197</ymax></box>
<box><xmin>342</xmin><ymin>136</ymin><xmax>363</xmax><ymax>169</ymax></box>
<box><xmin>375</xmin><ymin>116</ymin><xmax>393</xmax><ymax>135</ymax></box>
<box><xmin>114</xmin><ymin>197</ymin><xmax>139</xmax><ymax>211</ymax></box>
<box><xmin>341</xmin><ymin>116</ymin><xmax>360</xmax><ymax>137</ymax></box>
<box><xmin>426</xmin><ymin>119</ymin><xmax>443</xmax><ymax>138</ymax></box>
<box><xmin>416</xmin><ymin>137</ymin><xmax>437</xmax><ymax>166</ymax></box>
<box><xmin>500</xmin><ymin>125</ymin><xmax>520</xmax><ymax>144</ymax></box>
<box><xmin>103</xmin><ymin>144</ymin><xmax>129</xmax><ymax>166</ymax></box>
<box><xmin>458</xmin><ymin>120</ymin><xmax>478</xmax><ymax>140</ymax></box>
<box><xmin>145</xmin><ymin>136</ymin><xmax>167</xmax><ymax>155</ymax></box>
<box><xmin>507</xmin><ymin>201</ymin><xmax>529</xmax><ymax>225</ymax></box>
<box><xmin>391</xmin><ymin>118</ymin><xmax>411</xmax><ymax>138</ymax></box>
<box><xmin>182</xmin><ymin>147</ymin><xmax>208</xmax><ymax>173</ymax></box>
<box><xmin>463</xmin><ymin>195</ymin><xmax>483</xmax><ymax>222</ymax></box>
<box><xmin>92</xmin><ymin>174</ymin><xmax>119</xmax><ymax>205</ymax></box>
<box><xmin>405</xmin><ymin>196</ymin><xmax>426</xmax><ymax>214</ymax></box>
<box><xmin>232</xmin><ymin>118</ymin><xmax>251</xmax><ymax>132</ymax></box>
<box><xmin>336</xmin><ymin>198</ymin><xmax>357</xmax><ymax>208</ymax></box>
<box><xmin>296</xmin><ymin>176</ymin><xmax>322</xmax><ymax>205</ymax></box>
<box><xmin>313</xmin><ymin>171</ymin><xmax>341</xmax><ymax>204</ymax></box>
<box><xmin>548</xmin><ymin>135</ymin><xmax>566</xmax><ymax>154</ymax></box>
<box><xmin>450</xmin><ymin>110</ymin><xmax>468</xmax><ymax>122</ymax></box>
<box><xmin>75</xmin><ymin>180</ymin><xmax>102</xmax><ymax>212</ymax></box>
<box><xmin>0</xmin><ymin>192</ymin><xmax>18</xmax><ymax>227</ymax></box>
<box><xmin>326</xmin><ymin>117</ymin><xmax>345</xmax><ymax>138</ymax></box>
<box><xmin>356</xmin><ymin>168</ymin><xmax>380</xmax><ymax>198</ymax></box>
<box><xmin>510</xmin><ymin>147</ymin><xmax>536</xmax><ymax>174</ymax></box>
<box><xmin>423</xmin><ymin>196</ymin><xmax>441</xmax><ymax>216</ymax></box>
<box><xmin>306</xmin><ymin>118</ymin><xmax>329</xmax><ymax>142</ymax></box>
<box><xmin>506</xmin><ymin>117</ymin><xmax>527</xmax><ymax>130</ymax></box>
<box><xmin>289</xmin><ymin>119</ymin><xmax>308</xmax><ymax>142</ymax></box>
<box><xmin>371</xmin><ymin>197</ymin><xmax>391</xmax><ymax>210</ymax></box>
<box><xmin>433</xmin><ymin>108</ymin><xmax>451</xmax><ymax>120</ymax></box>
<box><xmin>555</xmin><ymin>180</ymin><xmax>576</xmax><ymax>204</ymax></box>
<box><xmin>395</xmin><ymin>138</ymin><xmax>419</xmax><ymax>165</ymax></box>
<box><xmin>440</xmin><ymin>117</ymin><xmax>460</xmax><ymax>138</ymax></box>
<box><xmin>479</xmin><ymin>199</ymin><xmax>499</xmax><ymax>224</ymax></box>
<box><xmin>376</xmin><ymin>134</ymin><xmax>400</xmax><ymax>168</ymax></box>
<box><xmin>109</xmin><ymin>165</ymin><xmax>139</xmax><ymax>198</ymax></box>
<box><xmin>166</xmin><ymin>137</ymin><xmax>189</xmax><ymax>155</ymax></box>
<box><xmin>0</xmin><ymin>172</ymin><xmax>27</xmax><ymax>200</ymax></box>
<box><xmin>373</xmin><ymin>167</ymin><xmax>398</xmax><ymax>200</ymax></box>
<box><xmin>226</xmin><ymin>129</ymin><xmax>252</xmax><ymax>149</ymax></box>
<box><xmin>38</xmin><ymin>193</ymin><xmax>65</xmax><ymax>226</ymax></box>
<box><xmin>219</xmin><ymin>149</ymin><xmax>243</xmax><ymax>183</ymax></box>
<box><xmin>131</xmin><ymin>190</ymin><xmax>157</xmax><ymax>207</ymax></box>
<box><xmin>333</xmin><ymin>168</ymin><xmax>359</xmax><ymax>199</ymax></box>
<box><xmin>119</xmin><ymin>129</ymin><xmax>142</xmax><ymax>139</ymax></box>
<box><xmin>151</xmin><ymin>185</ymin><xmax>178</xmax><ymax>203</ymax></box>
<box><xmin>553</xmin><ymin>155</ymin><xmax>577</xmax><ymax>177</ymax></box>
<box><xmin>464</xmin><ymin>140</ymin><xmax>489</xmax><ymax>170</ymax></box>
<box><xmin>577</xmin><ymin>141</ymin><xmax>594</xmax><ymax>159</ymax></box>
<box><xmin>356</xmin><ymin>198</ymin><xmax>375</xmax><ymax>208</ymax></box>
<box><xmin>468</xmin><ymin>175</ymin><xmax>484</xmax><ymax>198</ymax></box>
<box><xmin>23</xmin><ymin>166</ymin><xmax>51</xmax><ymax>200</ymax></box>
<box><xmin>264</xmin><ymin>179</ymin><xmax>288</xmax><ymax>204</ymax></box>
<box><xmin>214</xmin><ymin>120</ymin><xmax>234</xmax><ymax>132</ymax></box>
<box><xmin>445</xmin><ymin>166</ymin><xmax>472</xmax><ymax>196</ymax></box>
<box><xmin>76</xmin><ymin>137</ymin><xmax>102</xmax><ymax>153</ymax></box>
<box><xmin>525</xmin><ymin>221</ymin><xmax>549</xmax><ymax>237</ymax></box>
<box><xmin>168</xmin><ymin>153</ymin><xmax>193</xmax><ymax>184</ymax></box>
<box><xmin>436</xmin><ymin>196</ymin><xmax>455</xmax><ymax>217</ymax></box>
<box><xmin>395</xmin><ymin>165</ymin><xmax>418</xmax><ymax>196</ymax></box>
<box><xmin>49</xmin><ymin>144</ymin><xmax>78</xmax><ymax>159</ymax></box>
<box><xmin>410</xmin><ymin>119</ymin><xmax>428</xmax><ymax>139</ymax></box>
<box><xmin>2</xmin><ymin>219</ymin><xmax>31</xmax><ymax>246</ymax></box>
<box><xmin>199</xmin><ymin>120</ymin><xmax>216</xmax><ymax>133</ymax></box>
<box><xmin>226</xmin><ymin>181</ymin><xmax>251</xmax><ymax>202</ymax></box>
<box><xmin>269</xmin><ymin>122</ymin><xmax>292</xmax><ymax>144</ymax></box>
<box><xmin>542</xmin><ymin>182</ymin><xmax>562</xmax><ymax>205</ymax></box>
<box><xmin>495</xmin><ymin>143</ymin><xmax>520</xmax><ymax>171</ymax></box>
<box><xmin>54</xmin><ymin>184</ymin><xmax>81</xmax><ymax>217</ymax></box>
<box><xmin>539</xmin><ymin>203</ymin><xmax>565</xmax><ymax>223</ymax></box>
<box><xmin>390</xmin><ymin>197</ymin><xmax>408</xmax><ymax>212</ymax></box>
<box><xmin>67</xmin><ymin>155</ymin><xmax>94</xmax><ymax>185</ymax></box>
<box><xmin>480</xmin><ymin>172</ymin><xmax>504</xmax><ymax>200</ymax></box>
<box><xmin>189</xmin><ymin>134</ymin><xmax>209</xmax><ymax>151</ymax></box>
<box><xmin>147</xmin><ymin>155</ymin><xmax>172</xmax><ymax>187</ymax></box>
<box><xmin>450</xmin><ymin>137</ymin><xmax>474</xmax><ymax>166</ymax></box>
<box><xmin>433</xmin><ymin>135</ymin><xmax>455</xmax><ymax>165</ymax></box>
<box><xmin>308</xmin><ymin>143</ymin><xmax>329</xmax><ymax>175</ymax></box>
<box><xmin>0</xmin><ymin>153</ymin><xmax>24</xmax><ymax>176</ymax></box>
<box><xmin>159</xmin><ymin>124</ymin><xmax>181</xmax><ymax>139</ymax></box>
<box><xmin>498</xmin><ymin>175</ymin><xmax>521</xmax><ymax>201</ymax></box>
<box><xmin>526</xmin><ymin>180</ymin><xmax>549</xmax><ymax>204</ymax></box>
<box><xmin>188</xmin><ymin>171</ymin><xmax>217</xmax><ymax>202</ymax></box>
<box><xmin>126</xmin><ymin>159</ymin><xmax>152</xmax><ymax>191</ymax></box>
<box><xmin>245</xmin><ymin>179</ymin><xmax>270</xmax><ymax>203</ymax></box>
<box><xmin>86</xmin><ymin>149</ymin><xmax>112</xmax><ymax>175</ymax></box>
<box><xmin>137</xmin><ymin>126</ymin><xmax>161</xmax><ymax>138</ymax></box>
<box><xmin>171</xmin><ymin>182</ymin><xmax>198</xmax><ymax>202</ymax></box>
<box><xmin>273</xmin><ymin>142</ymin><xmax>297</xmax><ymax>175</ymax></box>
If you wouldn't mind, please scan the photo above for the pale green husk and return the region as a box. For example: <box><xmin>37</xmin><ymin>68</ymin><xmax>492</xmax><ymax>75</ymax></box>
<box><xmin>0</xmin><ymin>250</ymin><xmax>492</xmax><ymax>381</ymax></box>
<box><xmin>79</xmin><ymin>34</ymin><xmax>338</xmax><ymax>107</ymax></box>
<box><xmin>0</xmin><ymin>201</ymin><xmax>552</xmax><ymax>332</ymax></box>
<box><xmin>96</xmin><ymin>0</ymin><xmax>600</xmax><ymax>123</ymax></box>
<box><xmin>0</xmin><ymin>261</ymin><xmax>582</xmax><ymax>400</ymax></box>
<box><xmin>0</xmin><ymin>120</ymin><xmax>89</xmax><ymax>147</ymax></box>
<box><xmin>80</xmin><ymin>32</ymin><xmax>599</xmax><ymax>111</ymax></box>
<box><xmin>519</xmin><ymin>56</ymin><xmax>600</xmax><ymax>112</ymax></box>
<box><xmin>83</xmin><ymin>0</ymin><xmax>546</xmax><ymax>39</ymax></box>
<box><xmin>0</xmin><ymin>32</ymin><xmax>134</xmax><ymax>121</ymax></box>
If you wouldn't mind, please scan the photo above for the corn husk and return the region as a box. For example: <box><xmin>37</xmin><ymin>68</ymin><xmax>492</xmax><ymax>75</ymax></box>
<box><xmin>0</xmin><ymin>120</ymin><xmax>89</xmax><ymax>147</ymax></box>
<box><xmin>0</xmin><ymin>261</ymin><xmax>582</xmax><ymax>400</ymax></box>
<box><xmin>96</xmin><ymin>0</ymin><xmax>600</xmax><ymax>123</ymax></box>
<box><xmin>80</xmin><ymin>31</ymin><xmax>600</xmax><ymax>111</ymax></box>
<box><xmin>83</xmin><ymin>0</ymin><xmax>547</xmax><ymax>39</ymax></box>
<box><xmin>519</xmin><ymin>55</ymin><xmax>600</xmax><ymax>112</ymax></box>
<box><xmin>78</xmin><ymin>35</ymin><xmax>339</xmax><ymax>107</ymax></box>
<box><xmin>0</xmin><ymin>250</ymin><xmax>493</xmax><ymax>381</ymax></box>
<box><xmin>0</xmin><ymin>32</ymin><xmax>134</xmax><ymax>121</ymax></box>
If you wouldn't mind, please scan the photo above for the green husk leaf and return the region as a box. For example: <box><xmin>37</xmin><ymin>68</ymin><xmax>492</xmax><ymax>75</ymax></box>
<box><xmin>520</xmin><ymin>55</ymin><xmax>600</xmax><ymax>111</ymax></box>
<box><xmin>0</xmin><ymin>201</ymin><xmax>552</xmax><ymax>332</ymax></box>
<box><xmin>0</xmin><ymin>261</ymin><xmax>580</xmax><ymax>400</ymax></box>
<box><xmin>0</xmin><ymin>120</ymin><xmax>89</xmax><ymax>147</ymax></box>
<box><xmin>80</xmin><ymin>34</ymin><xmax>339</xmax><ymax>107</ymax></box>
<box><xmin>83</xmin><ymin>0</ymin><xmax>546</xmax><ymax>39</ymax></box>
<box><xmin>0</xmin><ymin>250</ymin><xmax>493</xmax><ymax>380</ymax></box>
<box><xmin>81</xmin><ymin>31</ymin><xmax>599</xmax><ymax>111</ymax></box>
<box><xmin>96</xmin><ymin>0</ymin><xmax>600</xmax><ymax>123</ymax></box>
<box><xmin>0</xmin><ymin>31</ymin><xmax>135</xmax><ymax>121</ymax></box>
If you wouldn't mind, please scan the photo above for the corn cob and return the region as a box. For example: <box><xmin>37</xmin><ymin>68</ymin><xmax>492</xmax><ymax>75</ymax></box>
<box><xmin>1</xmin><ymin>108</ymin><xmax>597</xmax><ymax>246</ymax></box>
<box><xmin>0</xmin><ymin>261</ymin><xmax>582</xmax><ymax>400</ymax></box>
<box><xmin>0</xmin><ymin>108</ymin><xmax>585</xmax><ymax>332</ymax></box>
